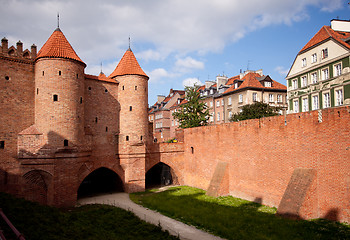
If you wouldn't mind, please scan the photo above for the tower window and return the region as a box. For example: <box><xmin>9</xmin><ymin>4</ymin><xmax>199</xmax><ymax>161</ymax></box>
<box><xmin>105</xmin><ymin>89</ymin><xmax>108</xmax><ymax>93</ymax></box>
<box><xmin>53</xmin><ymin>94</ymin><xmax>58</xmax><ymax>101</ymax></box>
<box><xmin>0</xmin><ymin>141</ymin><xmax>4</xmax><ymax>149</ymax></box>
<box><xmin>5</xmin><ymin>76</ymin><xmax>9</xmax><ymax>81</ymax></box>
<box><xmin>42</xmin><ymin>71</ymin><xmax>44</xmax><ymax>76</ymax></box>
<box><xmin>37</xmin><ymin>88</ymin><xmax>39</xmax><ymax>95</ymax></box>
<box><xmin>122</xmin><ymin>86</ymin><xmax>124</xmax><ymax>90</ymax></box>
<box><xmin>129</xmin><ymin>106</ymin><xmax>132</xmax><ymax>111</ymax></box>
<box><xmin>80</xmin><ymin>97</ymin><xmax>83</xmax><ymax>104</ymax></box>
<box><xmin>76</xmin><ymin>73</ymin><xmax>79</xmax><ymax>79</ymax></box>
<box><xmin>126</xmin><ymin>136</ymin><xmax>129</xmax><ymax>141</ymax></box>
<box><xmin>64</xmin><ymin>139</ymin><xmax>68</xmax><ymax>147</ymax></box>
<box><xmin>95</xmin><ymin>117</ymin><xmax>98</xmax><ymax>123</ymax></box>
<box><xmin>88</xmin><ymin>87</ymin><xmax>91</xmax><ymax>90</ymax></box>
<box><xmin>59</xmin><ymin>71</ymin><xmax>61</xmax><ymax>76</ymax></box>
<box><xmin>106</xmin><ymin>127</ymin><xmax>108</xmax><ymax>132</ymax></box>
<box><xmin>135</xmin><ymin>86</ymin><xmax>137</xmax><ymax>90</ymax></box>
<box><xmin>140</xmin><ymin>136</ymin><xmax>143</xmax><ymax>141</ymax></box>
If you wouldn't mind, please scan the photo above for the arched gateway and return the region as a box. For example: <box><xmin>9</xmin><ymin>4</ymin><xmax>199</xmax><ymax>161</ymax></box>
<box><xmin>145</xmin><ymin>162</ymin><xmax>177</xmax><ymax>189</ymax></box>
<box><xmin>77</xmin><ymin>167</ymin><xmax>124</xmax><ymax>199</ymax></box>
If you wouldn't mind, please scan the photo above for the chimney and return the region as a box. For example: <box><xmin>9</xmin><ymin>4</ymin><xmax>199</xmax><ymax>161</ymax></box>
<box><xmin>16</xmin><ymin>40</ymin><xmax>23</xmax><ymax>53</ymax></box>
<box><xmin>331</xmin><ymin>19</ymin><xmax>350</xmax><ymax>32</ymax></box>
<box><xmin>31</xmin><ymin>44</ymin><xmax>37</xmax><ymax>58</ymax></box>
<box><xmin>157</xmin><ymin>95</ymin><xmax>165</xmax><ymax>103</ymax></box>
<box><xmin>216</xmin><ymin>75</ymin><xmax>228</xmax><ymax>88</ymax></box>
<box><xmin>1</xmin><ymin>37</ymin><xmax>8</xmax><ymax>53</ymax></box>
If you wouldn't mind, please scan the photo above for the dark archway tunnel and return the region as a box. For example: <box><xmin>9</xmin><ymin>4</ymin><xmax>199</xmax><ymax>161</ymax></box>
<box><xmin>146</xmin><ymin>162</ymin><xmax>175</xmax><ymax>189</ymax></box>
<box><xmin>77</xmin><ymin>167</ymin><xmax>123</xmax><ymax>199</ymax></box>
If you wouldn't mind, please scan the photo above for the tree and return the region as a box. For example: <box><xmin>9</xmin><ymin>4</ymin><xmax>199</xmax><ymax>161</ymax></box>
<box><xmin>173</xmin><ymin>86</ymin><xmax>210</xmax><ymax>128</ymax></box>
<box><xmin>229</xmin><ymin>102</ymin><xmax>281</xmax><ymax>122</ymax></box>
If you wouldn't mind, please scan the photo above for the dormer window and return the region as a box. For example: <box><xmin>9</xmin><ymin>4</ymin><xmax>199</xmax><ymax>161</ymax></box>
<box><xmin>210</xmin><ymin>89</ymin><xmax>213</xmax><ymax>95</ymax></box>
<box><xmin>264</xmin><ymin>81</ymin><xmax>271</xmax><ymax>87</ymax></box>
<box><xmin>234</xmin><ymin>83</ymin><xmax>238</xmax><ymax>89</ymax></box>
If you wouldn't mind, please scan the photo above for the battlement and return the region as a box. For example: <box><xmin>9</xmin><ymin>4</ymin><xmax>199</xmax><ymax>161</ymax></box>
<box><xmin>1</xmin><ymin>37</ymin><xmax>36</xmax><ymax>60</ymax></box>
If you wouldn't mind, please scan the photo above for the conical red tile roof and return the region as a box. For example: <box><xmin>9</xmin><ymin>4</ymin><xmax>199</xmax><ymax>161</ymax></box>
<box><xmin>36</xmin><ymin>28</ymin><xmax>85</xmax><ymax>66</ymax></box>
<box><xmin>109</xmin><ymin>48</ymin><xmax>148</xmax><ymax>79</ymax></box>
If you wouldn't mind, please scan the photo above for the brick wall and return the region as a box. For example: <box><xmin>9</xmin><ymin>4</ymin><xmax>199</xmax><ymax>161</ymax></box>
<box><xmin>183</xmin><ymin>106</ymin><xmax>350</xmax><ymax>222</ymax></box>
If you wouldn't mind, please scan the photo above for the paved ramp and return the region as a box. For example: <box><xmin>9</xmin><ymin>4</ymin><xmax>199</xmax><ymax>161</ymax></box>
<box><xmin>78</xmin><ymin>193</ymin><xmax>225</xmax><ymax>240</ymax></box>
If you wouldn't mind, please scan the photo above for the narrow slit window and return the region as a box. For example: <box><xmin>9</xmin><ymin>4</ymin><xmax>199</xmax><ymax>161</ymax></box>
<box><xmin>53</xmin><ymin>94</ymin><xmax>58</xmax><ymax>101</ymax></box>
<box><xmin>59</xmin><ymin>71</ymin><xmax>61</xmax><ymax>76</ymax></box>
<box><xmin>95</xmin><ymin>117</ymin><xmax>98</xmax><ymax>123</ymax></box>
<box><xmin>135</xmin><ymin>86</ymin><xmax>137</xmax><ymax>90</ymax></box>
<box><xmin>105</xmin><ymin>89</ymin><xmax>108</xmax><ymax>93</ymax></box>
<box><xmin>106</xmin><ymin>127</ymin><xmax>108</xmax><ymax>132</ymax></box>
<box><xmin>80</xmin><ymin>97</ymin><xmax>83</xmax><ymax>104</ymax></box>
<box><xmin>126</xmin><ymin>136</ymin><xmax>129</xmax><ymax>141</ymax></box>
<box><xmin>140</xmin><ymin>136</ymin><xmax>143</xmax><ymax>141</ymax></box>
<box><xmin>88</xmin><ymin>87</ymin><xmax>91</xmax><ymax>90</ymax></box>
<box><xmin>37</xmin><ymin>88</ymin><xmax>39</xmax><ymax>95</ymax></box>
<box><xmin>5</xmin><ymin>76</ymin><xmax>9</xmax><ymax>81</ymax></box>
<box><xmin>122</xmin><ymin>86</ymin><xmax>124</xmax><ymax>90</ymax></box>
<box><xmin>42</xmin><ymin>71</ymin><xmax>44</xmax><ymax>76</ymax></box>
<box><xmin>0</xmin><ymin>141</ymin><xmax>4</xmax><ymax>149</ymax></box>
<box><xmin>129</xmin><ymin>106</ymin><xmax>132</xmax><ymax>111</ymax></box>
<box><xmin>64</xmin><ymin>139</ymin><xmax>68</xmax><ymax>147</ymax></box>
<box><xmin>76</xmin><ymin>73</ymin><xmax>79</xmax><ymax>79</ymax></box>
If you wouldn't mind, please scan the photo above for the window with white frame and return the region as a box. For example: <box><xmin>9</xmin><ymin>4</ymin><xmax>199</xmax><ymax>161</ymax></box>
<box><xmin>301</xmin><ymin>76</ymin><xmax>307</xmax><ymax>87</ymax></box>
<box><xmin>264</xmin><ymin>81</ymin><xmax>271</xmax><ymax>87</ymax></box>
<box><xmin>277</xmin><ymin>94</ymin><xmax>282</xmax><ymax>103</ymax></box>
<box><xmin>210</xmin><ymin>89</ymin><xmax>213</xmax><ymax>95</ymax></box>
<box><xmin>312</xmin><ymin>95</ymin><xmax>319</xmax><ymax>110</ymax></box>
<box><xmin>269</xmin><ymin>94</ymin><xmax>274</xmax><ymax>102</ymax></box>
<box><xmin>334</xmin><ymin>63</ymin><xmax>342</xmax><ymax>77</ymax></box>
<box><xmin>323</xmin><ymin>92</ymin><xmax>330</xmax><ymax>108</ymax></box>
<box><xmin>221</xmin><ymin>99</ymin><xmax>224</xmax><ymax>106</ymax></box>
<box><xmin>302</xmin><ymin>58</ymin><xmax>306</xmax><ymax>67</ymax></box>
<box><xmin>311</xmin><ymin>72</ymin><xmax>317</xmax><ymax>84</ymax></box>
<box><xmin>210</xmin><ymin>113</ymin><xmax>214</xmax><ymax>122</ymax></box>
<box><xmin>217</xmin><ymin>112</ymin><xmax>220</xmax><ymax>121</ymax></box>
<box><xmin>209</xmin><ymin>101</ymin><xmax>213</xmax><ymax>108</ymax></box>
<box><xmin>293</xmin><ymin>99</ymin><xmax>299</xmax><ymax>113</ymax></box>
<box><xmin>321</xmin><ymin>68</ymin><xmax>329</xmax><ymax>80</ymax></box>
<box><xmin>292</xmin><ymin>79</ymin><xmax>298</xmax><ymax>89</ymax></box>
<box><xmin>228</xmin><ymin>111</ymin><xmax>232</xmax><ymax>119</ymax></box>
<box><xmin>155</xmin><ymin>122</ymin><xmax>163</xmax><ymax>128</ymax></box>
<box><xmin>321</xmin><ymin>48</ymin><xmax>328</xmax><ymax>59</ymax></box>
<box><xmin>228</xmin><ymin>97</ymin><xmax>232</xmax><ymax>105</ymax></box>
<box><xmin>216</xmin><ymin>100</ymin><xmax>220</xmax><ymax>107</ymax></box>
<box><xmin>252</xmin><ymin>92</ymin><xmax>257</xmax><ymax>102</ymax></box>
<box><xmin>335</xmin><ymin>88</ymin><xmax>343</xmax><ymax>106</ymax></box>
<box><xmin>302</xmin><ymin>97</ymin><xmax>308</xmax><ymax>112</ymax></box>
<box><xmin>222</xmin><ymin>112</ymin><xmax>225</xmax><ymax>121</ymax></box>
<box><xmin>171</xmin><ymin>120</ymin><xmax>174</xmax><ymax>126</ymax></box>
<box><xmin>239</xmin><ymin>94</ymin><xmax>243</xmax><ymax>103</ymax></box>
<box><xmin>311</xmin><ymin>53</ymin><xmax>317</xmax><ymax>63</ymax></box>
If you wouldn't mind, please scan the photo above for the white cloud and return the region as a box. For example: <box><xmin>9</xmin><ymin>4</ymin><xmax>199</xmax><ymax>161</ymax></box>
<box><xmin>147</xmin><ymin>68</ymin><xmax>174</xmax><ymax>83</ymax></box>
<box><xmin>275</xmin><ymin>66</ymin><xmax>289</xmax><ymax>77</ymax></box>
<box><xmin>182</xmin><ymin>78</ymin><xmax>203</xmax><ymax>87</ymax></box>
<box><xmin>175</xmin><ymin>57</ymin><xmax>204</xmax><ymax>72</ymax></box>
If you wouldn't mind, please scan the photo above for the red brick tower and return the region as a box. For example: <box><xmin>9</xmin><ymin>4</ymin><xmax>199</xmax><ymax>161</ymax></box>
<box><xmin>34</xmin><ymin>27</ymin><xmax>86</xmax><ymax>149</ymax></box>
<box><xmin>109</xmin><ymin>47</ymin><xmax>149</xmax><ymax>192</ymax></box>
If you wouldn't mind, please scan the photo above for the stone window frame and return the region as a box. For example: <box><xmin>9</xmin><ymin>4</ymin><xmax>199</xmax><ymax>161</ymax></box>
<box><xmin>302</xmin><ymin>97</ymin><xmax>308</xmax><ymax>112</ymax></box>
<box><xmin>301</xmin><ymin>75</ymin><xmax>307</xmax><ymax>87</ymax></box>
<box><xmin>321</xmin><ymin>67</ymin><xmax>329</xmax><ymax>81</ymax></box>
<box><xmin>323</xmin><ymin>91</ymin><xmax>331</xmax><ymax>109</ymax></box>
<box><xmin>333</xmin><ymin>62</ymin><xmax>342</xmax><ymax>77</ymax></box>
<box><xmin>334</xmin><ymin>87</ymin><xmax>343</xmax><ymax>107</ymax></box>
<box><xmin>312</xmin><ymin>94</ymin><xmax>319</xmax><ymax>110</ymax></box>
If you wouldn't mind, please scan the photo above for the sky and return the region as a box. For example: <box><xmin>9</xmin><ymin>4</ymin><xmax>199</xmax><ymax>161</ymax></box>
<box><xmin>1</xmin><ymin>0</ymin><xmax>349</xmax><ymax>105</ymax></box>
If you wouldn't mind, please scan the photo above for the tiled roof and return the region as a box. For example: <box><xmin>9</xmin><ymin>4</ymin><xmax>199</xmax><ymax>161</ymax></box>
<box><xmin>36</xmin><ymin>28</ymin><xmax>85</xmax><ymax>66</ymax></box>
<box><xmin>224</xmin><ymin>72</ymin><xmax>286</xmax><ymax>94</ymax></box>
<box><xmin>299</xmin><ymin>25</ymin><xmax>350</xmax><ymax>53</ymax></box>
<box><xmin>85</xmin><ymin>72</ymin><xmax>118</xmax><ymax>84</ymax></box>
<box><xmin>226</xmin><ymin>75</ymin><xmax>240</xmax><ymax>85</ymax></box>
<box><xmin>109</xmin><ymin>48</ymin><xmax>148</xmax><ymax>79</ymax></box>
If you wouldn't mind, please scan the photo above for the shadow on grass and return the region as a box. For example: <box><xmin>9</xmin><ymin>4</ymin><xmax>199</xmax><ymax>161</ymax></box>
<box><xmin>131</xmin><ymin>186</ymin><xmax>350</xmax><ymax>240</ymax></box>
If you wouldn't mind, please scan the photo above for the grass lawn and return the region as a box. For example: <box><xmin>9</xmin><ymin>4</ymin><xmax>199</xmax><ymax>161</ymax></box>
<box><xmin>130</xmin><ymin>186</ymin><xmax>350</xmax><ymax>240</ymax></box>
<box><xmin>0</xmin><ymin>192</ymin><xmax>178</xmax><ymax>240</ymax></box>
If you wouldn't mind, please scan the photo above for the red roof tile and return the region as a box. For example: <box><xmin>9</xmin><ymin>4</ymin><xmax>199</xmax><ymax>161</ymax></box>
<box><xmin>109</xmin><ymin>48</ymin><xmax>148</xmax><ymax>79</ymax></box>
<box><xmin>299</xmin><ymin>26</ymin><xmax>350</xmax><ymax>53</ymax></box>
<box><xmin>36</xmin><ymin>28</ymin><xmax>85</xmax><ymax>66</ymax></box>
<box><xmin>85</xmin><ymin>72</ymin><xmax>118</xmax><ymax>84</ymax></box>
<box><xmin>226</xmin><ymin>75</ymin><xmax>240</xmax><ymax>85</ymax></box>
<box><xmin>224</xmin><ymin>72</ymin><xmax>286</xmax><ymax>94</ymax></box>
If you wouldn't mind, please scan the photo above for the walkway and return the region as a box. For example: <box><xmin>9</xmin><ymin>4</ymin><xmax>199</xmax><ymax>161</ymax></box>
<box><xmin>77</xmin><ymin>193</ymin><xmax>225</xmax><ymax>240</ymax></box>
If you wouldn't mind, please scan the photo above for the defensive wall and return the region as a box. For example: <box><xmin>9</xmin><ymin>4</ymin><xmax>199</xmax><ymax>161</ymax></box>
<box><xmin>178</xmin><ymin>106</ymin><xmax>350</xmax><ymax>222</ymax></box>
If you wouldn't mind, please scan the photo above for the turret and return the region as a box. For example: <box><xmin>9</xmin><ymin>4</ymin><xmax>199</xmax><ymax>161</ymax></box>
<box><xmin>109</xmin><ymin>48</ymin><xmax>149</xmax><ymax>147</ymax></box>
<box><xmin>34</xmin><ymin>27</ymin><xmax>86</xmax><ymax>149</ymax></box>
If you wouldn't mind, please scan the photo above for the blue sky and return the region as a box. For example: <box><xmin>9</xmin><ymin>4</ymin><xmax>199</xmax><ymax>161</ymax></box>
<box><xmin>0</xmin><ymin>0</ymin><xmax>349</xmax><ymax>104</ymax></box>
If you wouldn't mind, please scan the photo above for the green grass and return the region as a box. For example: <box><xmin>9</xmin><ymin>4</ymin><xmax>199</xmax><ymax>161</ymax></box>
<box><xmin>0</xmin><ymin>192</ymin><xmax>178</xmax><ymax>240</ymax></box>
<box><xmin>130</xmin><ymin>186</ymin><xmax>350</xmax><ymax>240</ymax></box>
